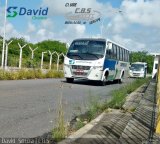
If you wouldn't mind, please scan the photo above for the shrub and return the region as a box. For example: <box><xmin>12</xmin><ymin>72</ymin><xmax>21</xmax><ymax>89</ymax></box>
<box><xmin>0</xmin><ymin>69</ymin><xmax>64</xmax><ymax>80</ymax></box>
<box><xmin>46</xmin><ymin>70</ymin><xmax>64</xmax><ymax>78</ymax></box>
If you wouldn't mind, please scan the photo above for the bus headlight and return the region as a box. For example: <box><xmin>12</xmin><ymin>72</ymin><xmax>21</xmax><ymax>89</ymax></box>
<box><xmin>93</xmin><ymin>66</ymin><xmax>103</xmax><ymax>70</ymax></box>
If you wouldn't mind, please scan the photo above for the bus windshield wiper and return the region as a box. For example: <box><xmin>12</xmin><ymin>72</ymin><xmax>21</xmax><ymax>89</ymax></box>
<box><xmin>85</xmin><ymin>53</ymin><xmax>99</xmax><ymax>59</ymax></box>
<box><xmin>68</xmin><ymin>53</ymin><xmax>83</xmax><ymax>59</ymax></box>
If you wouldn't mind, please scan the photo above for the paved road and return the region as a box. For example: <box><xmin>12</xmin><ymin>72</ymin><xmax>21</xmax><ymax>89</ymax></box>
<box><xmin>0</xmin><ymin>78</ymin><xmax>134</xmax><ymax>138</ymax></box>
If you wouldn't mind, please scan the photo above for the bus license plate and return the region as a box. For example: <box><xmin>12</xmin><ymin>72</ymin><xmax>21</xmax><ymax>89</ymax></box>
<box><xmin>76</xmin><ymin>69</ymin><xmax>84</xmax><ymax>75</ymax></box>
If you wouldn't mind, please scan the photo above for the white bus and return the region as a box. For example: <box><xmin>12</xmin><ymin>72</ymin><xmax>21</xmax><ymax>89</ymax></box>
<box><xmin>64</xmin><ymin>38</ymin><xmax>130</xmax><ymax>85</ymax></box>
<box><xmin>129</xmin><ymin>62</ymin><xmax>147</xmax><ymax>78</ymax></box>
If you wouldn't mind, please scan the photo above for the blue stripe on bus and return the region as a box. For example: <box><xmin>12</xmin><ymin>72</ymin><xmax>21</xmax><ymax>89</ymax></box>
<box><xmin>103</xmin><ymin>59</ymin><xmax>117</xmax><ymax>70</ymax></box>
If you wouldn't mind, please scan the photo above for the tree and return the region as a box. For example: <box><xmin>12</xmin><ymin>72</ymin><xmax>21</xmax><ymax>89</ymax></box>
<box><xmin>4</xmin><ymin>38</ymin><xmax>67</xmax><ymax>68</ymax></box>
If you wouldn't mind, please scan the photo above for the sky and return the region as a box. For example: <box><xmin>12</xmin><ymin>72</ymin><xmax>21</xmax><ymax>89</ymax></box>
<box><xmin>0</xmin><ymin>0</ymin><xmax>160</xmax><ymax>53</ymax></box>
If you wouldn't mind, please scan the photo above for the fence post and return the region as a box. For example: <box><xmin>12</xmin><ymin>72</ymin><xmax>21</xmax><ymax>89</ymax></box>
<box><xmin>4</xmin><ymin>40</ymin><xmax>13</xmax><ymax>69</ymax></box>
<box><xmin>29</xmin><ymin>46</ymin><xmax>38</xmax><ymax>59</ymax></box>
<box><xmin>48</xmin><ymin>51</ymin><xmax>56</xmax><ymax>70</ymax></box>
<box><xmin>41</xmin><ymin>51</ymin><xmax>47</xmax><ymax>69</ymax></box>
<box><xmin>18</xmin><ymin>43</ymin><xmax>27</xmax><ymax>69</ymax></box>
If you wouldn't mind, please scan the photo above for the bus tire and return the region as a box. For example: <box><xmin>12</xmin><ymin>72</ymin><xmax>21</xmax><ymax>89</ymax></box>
<box><xmin>66</xmin><ymin>78</ymin><xmax>74</xmax><ymax>83</ymax></box>
<box><xmin>100</xmin><ymin>71</ymin><xmax>109</xmax><ymax>86</ymax></box>
<box><xmin>118</xmin><ymin>71</ymin><xmax>124</xmax><ymax>83</ymax></box>
<box><xmin>100</xmin><ymin>80</ymin><xmax>106</xmax><ymax>86</ymax></box>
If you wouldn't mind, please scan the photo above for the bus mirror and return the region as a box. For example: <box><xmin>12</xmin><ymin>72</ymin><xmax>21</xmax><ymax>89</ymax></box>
<box><xmin>108</xmin><ymin>42</ymin><xmax>112</xmax><ymax>49</ymax></box>
<box><xmin>66</xmin><ymin>43</ymin><xmax>70</xmax><ymax>49</ymax></box>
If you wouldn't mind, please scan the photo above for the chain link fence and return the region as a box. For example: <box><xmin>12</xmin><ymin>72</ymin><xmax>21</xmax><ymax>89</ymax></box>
<box><xmin>0</xmin><ymin>42</ymin><xmax>66</xmax><ymax>71</ymax></box>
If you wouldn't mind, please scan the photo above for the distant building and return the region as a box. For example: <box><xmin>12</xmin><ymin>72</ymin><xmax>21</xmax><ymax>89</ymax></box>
<box><xmin>150</xmin><ymin>53</ymin><xmax>160</xmax><ymax>79</ymax></box>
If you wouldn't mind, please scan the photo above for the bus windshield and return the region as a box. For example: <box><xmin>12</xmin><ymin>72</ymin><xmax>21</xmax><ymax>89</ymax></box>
<box><xmin>67</xmin><ymin>40</ymin><xmax>106</xmax><ymax>60</ymax></box>
<box><xmin>130</xmin><ymin>64</ymin><xmax>144</xmax><ymax>71</ymax></box>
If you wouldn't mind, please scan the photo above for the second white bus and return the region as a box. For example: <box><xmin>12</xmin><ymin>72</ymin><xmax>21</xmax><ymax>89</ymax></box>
<box><xmin>129</xmin><ymin>62</ymin><xmax>147</xmax><ymax>78</ymax></box>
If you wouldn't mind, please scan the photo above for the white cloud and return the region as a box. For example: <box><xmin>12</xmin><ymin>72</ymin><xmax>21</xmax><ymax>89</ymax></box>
<box><xmin>121</xmin><ymin>0</ymin><xmax>160</xmax><ymax>28</ymax></box>
<box><xmin>35</xmin><ymin>28</ymin><xmax>54</xmax><ymax>42</ymax></box>
<box><xmin>112</xmin><ymin>34</ymin><xmax>146</xmax><ymax>52</ymax></box>
<box><xmin>103</xmin><ymin>0</ymin><xmax>160</xmax><ymax>53</ymax></box>
<box><xmin>0</xmin><ymin>0</ymin><xmax>159</xmax><ymax>53</ymax></box>
<box><xmin>111</xmin><ymin>14</ymin><xmax>128</xmax><ymax>33</ymax></box>
<box><xmin>27</xmin><ymin>22</ymin><xmax>36</xmax><ymax>33</ymax></box>
<box><xmin>0</xmin><ymin>22</ymin><xmax>19</xmax><ymax>38</ymax></box>
<box><xmin>41</xmin><ymin>19</ymin><xmax>54</xmax><ymax>30</ymax></box>
<box><xmin>58</xmin><ymin>24</ymin><xmax>86</xmax><ymax>42</ymax></box>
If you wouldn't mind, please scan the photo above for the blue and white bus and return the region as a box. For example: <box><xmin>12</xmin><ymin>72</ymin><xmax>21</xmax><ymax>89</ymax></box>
<box><xmin>64</xmin><ymin>38</ymin><xmax>130</xmax><ymax>85</ymax></box>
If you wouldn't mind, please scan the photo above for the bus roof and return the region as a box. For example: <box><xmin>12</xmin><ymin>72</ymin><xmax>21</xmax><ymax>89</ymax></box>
<box><xmin>107</xmin><ymin>39</ymin><xmax>129</xmax><ymax>51</ymax></box>
<box><xmin>73</xmin><ymin>38</ymin><xmax>106</xmax><ymax>42</ymax></box>
<box><xmin>132</xmin><ymin>62</ymin><xmax>147</xmax><ymax>65</ymax></box>
<box><xmin>71</xmin><ymin>38</ymin><xmax>129</xmax><ymax>51</ymax></box>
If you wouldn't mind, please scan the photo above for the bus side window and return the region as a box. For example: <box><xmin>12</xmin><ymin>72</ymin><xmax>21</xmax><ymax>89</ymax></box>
<box><xmin>127</xmin><ymin>50</ymin><xmax>129</xmax><ymax>62</ymax></box>
<box><xmin>124</xmin><ymin>50</ymin><xmax>126</xmax><ymax>61</ymax></box>
<box><xmin>112</xmin><ymin>44</ymin><xmax>117</xmax><ymax>59</ymax></box>
<box><xmin>106</xmin><ymin>49</ymin><xmax>111</xmax><ymax>59</ymax></box>
<box><xmin>121</xmin><ymin>48</ymin><xmax>123</xmax><ymax>61</ymax></box>
<box><xmin>120</xmin><ymin>47</ymin><xmax>123</xmax><ymax>61</ymax></box>
<box><xmin>125</xmin><ymin>50</ymin><xmax>128</xmax><ymax>62</ymax></box>
<box><xmin>106</xmin><ymin>48</ymin><xmax>115</xmax><ymax>59</ymax></box>
<box><xmin>117</xmin><ymin>46</ymin><xmax>120</xmax><ymax>60</ymax></box>
<box><xmin>123</xmin><ymin>49</ymin><xmax>125</xmax><ymax>61</ymax></box>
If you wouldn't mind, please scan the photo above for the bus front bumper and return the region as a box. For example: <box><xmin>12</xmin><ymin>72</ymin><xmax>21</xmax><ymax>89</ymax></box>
<box><xmin>64</xmin><ymin>65</ymin><xmax>103</xmax><ymax>81</ymax></box>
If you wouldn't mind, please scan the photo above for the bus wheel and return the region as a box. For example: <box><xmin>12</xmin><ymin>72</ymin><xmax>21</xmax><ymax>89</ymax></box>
<box><xmin>66</xmin><ymin>78</ymin><xmax>74</xmax><ymax>83</ymax></box>
<box><xmin>100</xmin><ymin>80</ymin><xmax>106</xmax><ymax>86</ymax></box>
<box><xmin>118</xmin><ymin>72</ymin><xmax>124</xmax><ymax>83</ymax></box>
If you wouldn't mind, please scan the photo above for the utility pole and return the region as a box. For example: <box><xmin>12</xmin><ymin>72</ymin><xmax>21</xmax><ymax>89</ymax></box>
<box><xmin>1</xmin><ymin>0</ymin><xmax>8</xmax><ymax>68</ymax></box>
<box><xmin>5</xmin><ymin>40</ymin><xmax>13</xmax><ymax>69</ymax></box>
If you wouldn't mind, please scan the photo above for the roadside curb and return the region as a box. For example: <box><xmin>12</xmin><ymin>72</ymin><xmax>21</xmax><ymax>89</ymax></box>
<box><xmin>58</xmin><ymin>81</ymin><xmax>150</xmax><ymax>144</ymax></box>
<box><xmin>58</xmin><ymin>112</ymin><xmax>106</xmax><ymax>144</ymax></box>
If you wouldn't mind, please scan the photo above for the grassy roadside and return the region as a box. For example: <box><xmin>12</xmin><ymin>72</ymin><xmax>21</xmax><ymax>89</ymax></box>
<box><xmin>0</xmin><ymin>69</ymin><xmax>64</xmax><ymax>80</ymax></box>
<box><xmin>51</xmin><ymin>78</ymin><xmax>151</xmax><ymax>142</ymax></box>
<box><xmin>74</xmin><ymin>78</ymin><xmax>151</xmax><ymax>126</ymax></box>
<box><xmin>108</xmin><ymin>78</ymin><xmax>150</xmax><ymax>109</ymax></box>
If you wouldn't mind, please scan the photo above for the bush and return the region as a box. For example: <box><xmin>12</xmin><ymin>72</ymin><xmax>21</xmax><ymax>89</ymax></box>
<box><xmin>108</xmin><ymin>78</ymin><xmax>150</xmax><ymax>109</ymax></box>
<box><xmin>72</xmin><ymin>78</ymin><xmax>150</xmax><ymax>131</ymax></box>
<box><xmin>0</xmin><ymin>70</ymin><xmax>6</xmax><ymax>80</ymax></box>
<box><xmin>46</xmin><ymin>70</ymin><xmax>64</xmax><ymax>78</ymax></box>
<box><xmin>34</xmin><ymin>69</ymin><xmax>44</xmax><ymax>79</ymax></box>
<box><xmin>0</xmin><ymin>69</ymin><xmax>64</xmax><ymax>80</ymax></box>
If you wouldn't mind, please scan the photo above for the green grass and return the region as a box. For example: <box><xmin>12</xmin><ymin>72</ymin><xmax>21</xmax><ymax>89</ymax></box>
<box><xmin>71</xmin><ymin>78</ymin><xmax>150</xmax><ymax>132</ymax></box>
<box><xmin>46</xmin><ymin>70</ymin><xmax>64</xmax><ymax>78</ymax></box>
<box><xmin>0</xmin><ymin>69</ymin><xmax>64</xmax><ymax>80</ymax></box>
<box><xmin>108</xmin><ymin>78</ymin><xmax>150</xmax><ymax>109</ymax></box>
<box><xmin>74</xmin><ymin>119</ymin><xmax>85</xmax><ymax>130</ymax></box>
<box><xmin>51</xmin><ymin>78</ymin><xmax>150</xmax><ymax>141</ymax></box>
<box><xmin>52</xmin><ymin>83</ymin><xmax>67</xmax><ymax>142</ymax></box>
